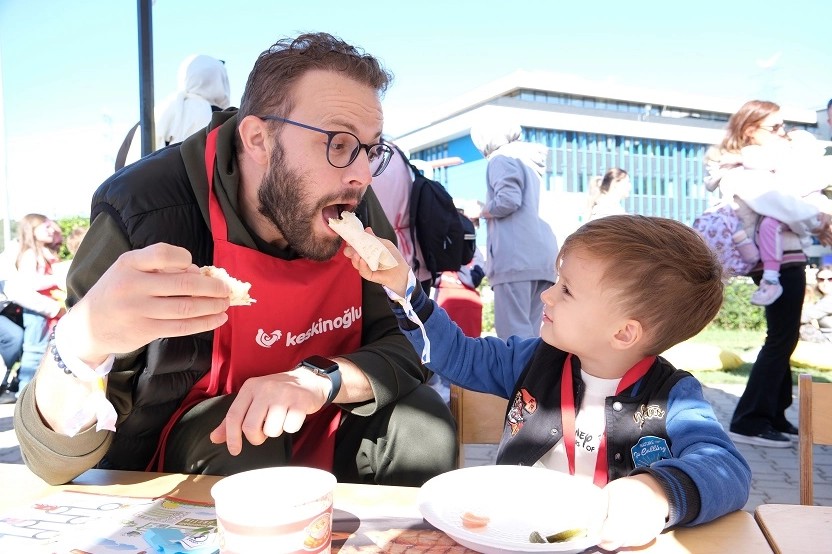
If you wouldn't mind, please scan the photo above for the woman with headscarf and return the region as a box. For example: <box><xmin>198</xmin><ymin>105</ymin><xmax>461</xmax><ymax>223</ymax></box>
<box><xmin>156</xmin><ymin>54</ymin><xmax>232</xmax><ymax>149</ymax></box>
<box><xmin>469</xmin><ymin>115</ymin><xmax>558</xmax><ymax>339</ymax></box>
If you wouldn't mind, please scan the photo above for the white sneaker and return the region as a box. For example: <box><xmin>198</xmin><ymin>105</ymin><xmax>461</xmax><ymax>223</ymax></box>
<box><xmin>750</xmin><ymin>280</ymin><xmax>783</xmax><ymax>306</ymax></box>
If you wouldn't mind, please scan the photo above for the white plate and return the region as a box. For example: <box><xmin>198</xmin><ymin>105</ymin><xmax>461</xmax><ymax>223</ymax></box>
<box><xmin>418</xmin><ymin>465</ymin><xmax>605</xmax><ymax>554</ymax></box>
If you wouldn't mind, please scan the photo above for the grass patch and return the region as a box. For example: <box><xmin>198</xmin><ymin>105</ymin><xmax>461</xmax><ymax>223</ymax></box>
<box><xmin>689</xmin><ymin>327</ymin><xmax>765</xmax><ymax>352</ymax></box>
<box><xmin>684</xmin><ymin>325</ymin><xmax>832</xmax><ymax>384</ymax></box>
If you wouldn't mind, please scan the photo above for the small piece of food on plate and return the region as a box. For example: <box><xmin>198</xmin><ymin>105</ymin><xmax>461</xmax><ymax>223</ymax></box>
<box><xmin>328</xmin><ymin>211</ymin><xmax>398</xmax><ymax>271</ymax></box>
<box><xmin>199</xmin><ymin>266</ymin><xmax>256</xmax><ymax>306</ymax></box>
<box><xmin>529</xmin><ymin>527</ymin><xmax>588</xmax><ymax>543</ymax></box>
<box><xmin>460</xmin><ymin>511</ymin><xmax>490</xmax><ymax>529</ymax></box>
<box><xmin>545</xmin><ymin>527</ymin><xmax>587</xmax><ymax>542</ymax></box>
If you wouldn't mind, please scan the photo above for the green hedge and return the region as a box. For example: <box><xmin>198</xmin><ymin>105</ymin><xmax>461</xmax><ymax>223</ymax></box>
<box><xmin>479</xmin><ymin>276</ymin><xmax>767</xmax><ymax>334</ymax></box>
<box><xmin>54</xmin><ymin>216</ymin><xmax>90</xmax><ymax>260</ymax></box>
<box><xmin>709</xmin><ymin>277</ymin><xmax>767</xmax><ymax>331</ymax></box>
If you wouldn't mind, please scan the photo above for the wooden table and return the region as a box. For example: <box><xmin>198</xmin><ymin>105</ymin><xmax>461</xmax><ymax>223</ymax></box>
<box><xmin>755</xmin><ymin>503</ymin><xmax>832</xmax><ymax>553</ymax></box>
<box><xmin>0</xmin><ymin>463</ymin><xmax>771</xmax><ymax>553</ymax></box>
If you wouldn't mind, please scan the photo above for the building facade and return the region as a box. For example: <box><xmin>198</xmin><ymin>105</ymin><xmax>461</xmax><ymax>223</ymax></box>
<box><xmin>393</xmin><ymin>71</ymin><xmax>821</xmax><ymax>245</ymax></box>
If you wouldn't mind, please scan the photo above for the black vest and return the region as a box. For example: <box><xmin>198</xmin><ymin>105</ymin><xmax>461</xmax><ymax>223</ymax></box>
<box><xmin>496</xmin><ymin>343</ymin><xmax>688</xmax><ymax>481</ymax></box>
<box><xmin>91</xmin><ymin>145</ymin><xmax>215</xmax><ymax>470</ymax></box>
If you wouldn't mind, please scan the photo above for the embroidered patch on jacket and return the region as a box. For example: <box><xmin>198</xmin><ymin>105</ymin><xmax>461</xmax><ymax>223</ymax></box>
<box><xmin>633</xmin><ymin>404</ymin><xmax>666</xmax><ymax>429</ymax></box>
<box><xmin>507</xmin><ymin>388</ymin><xmax>538</xmax><ymax>436</ymax></box>
<box><xmin>631</xmin><ymin>435</ymin><xmax>671</xmax><ymax>468</ymax></box>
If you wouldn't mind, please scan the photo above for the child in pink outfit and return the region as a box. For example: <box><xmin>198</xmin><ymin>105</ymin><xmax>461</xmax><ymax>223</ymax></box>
<box><xmin>730</xmin><ymin>131</ymin><xmax>832</xmax><ymax>306</ymax></box>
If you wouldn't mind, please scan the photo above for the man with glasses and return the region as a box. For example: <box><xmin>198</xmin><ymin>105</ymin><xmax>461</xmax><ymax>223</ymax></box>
<box><xmin>15</xmin><ymin>33</ymin><xmax>457</xmax><ymax>486</ymax></box>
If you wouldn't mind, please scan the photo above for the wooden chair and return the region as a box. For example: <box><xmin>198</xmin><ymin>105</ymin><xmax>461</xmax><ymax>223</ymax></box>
<box><xmin>449</xmin><ymin>384</ymin><xmax>507</xmax><ymax>467</ymax></box>
<box><xmin>798</xmin><ymin>374</ymin><xmax>832</xmax><ymax>505</ymax></box>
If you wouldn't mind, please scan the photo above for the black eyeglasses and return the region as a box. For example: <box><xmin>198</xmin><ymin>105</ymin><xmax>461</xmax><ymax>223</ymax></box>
<box><xmin>759</xmin><ymin>122</ymin><xmax>787</xmax><ymax>134</ymax></box>
<box><xmin>259</xmin><ymin>116</ymin><xmax>393</xmax><ymax>177</ymax></box>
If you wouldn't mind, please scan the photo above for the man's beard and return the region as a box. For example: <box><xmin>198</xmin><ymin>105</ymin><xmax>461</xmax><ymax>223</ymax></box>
<box><xmin>257</xmin><ymin>141</ymin><xmax>359</xmax><ymax>261</ymax></box>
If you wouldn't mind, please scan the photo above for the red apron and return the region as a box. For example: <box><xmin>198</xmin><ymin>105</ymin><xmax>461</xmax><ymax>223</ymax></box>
<box><xmin>153</xmin><ymin>128</ymin><xmax>362</xmax><ymax>471</ymax></box>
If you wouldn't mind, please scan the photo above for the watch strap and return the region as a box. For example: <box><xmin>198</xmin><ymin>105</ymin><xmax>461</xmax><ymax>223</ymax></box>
<box><xmin>323</xmin><ymin>366</ymin><xmax>341</xmax><ymax>405</ymax></box>
<box><xmin>302</xmin><ymin>356</ymin><xmax>341</xmax><ymax>406</ymax></box>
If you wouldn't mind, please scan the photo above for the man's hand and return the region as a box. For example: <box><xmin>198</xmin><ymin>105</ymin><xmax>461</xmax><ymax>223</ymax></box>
<box><xmin>342</xmin><ymin>229</ymin><xmax>411</xmax><ymax>297</ymax></box>
<box><xmin>597</xmin><ymin>474</ymin><xmax>669</xmax><ymax>550</ymax></box>
<box><xmin>35</xmin><ymin>243</ymin><xmax>235</xmax><ymax>435</ymax></box>
<box><xmin>63</xmin><ymin>243</ymin><xmax>233</xmax><ymax>365</ymax></box>
<box><xmin>209</xmin><ymin>368</ymin><xmax>332</xmax><ymax>455</ymax></box>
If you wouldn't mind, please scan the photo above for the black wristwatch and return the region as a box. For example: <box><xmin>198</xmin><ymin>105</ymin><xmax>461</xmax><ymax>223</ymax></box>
<box><xmin>301</xmin><ymin>355</ymin><xmax>341</xmax><ymax>405</ymax></box>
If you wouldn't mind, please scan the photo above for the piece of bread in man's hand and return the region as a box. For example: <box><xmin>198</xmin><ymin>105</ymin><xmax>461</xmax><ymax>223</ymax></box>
<box><xmin>199</xmin><ymin>266</ymin><xmax>256</xmax><ymax>306</ymax></box>
<box><xmin>328</xmin><ymin>211</ymin><xmax>398</xmax><ymax>271</ymax></box>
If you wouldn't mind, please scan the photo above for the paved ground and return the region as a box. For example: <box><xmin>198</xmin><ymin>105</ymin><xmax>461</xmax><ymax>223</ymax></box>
<box><xmin>1</xmin><ymin>383</ymin><xmax>830</xmax><ymax>511</ymax></box>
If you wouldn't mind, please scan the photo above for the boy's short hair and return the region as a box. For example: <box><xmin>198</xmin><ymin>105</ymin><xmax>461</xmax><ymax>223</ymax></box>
<box><xmin>558</xmin><ymin>215</ymin><xmax>723</xmax><ymax>355</ymax></box>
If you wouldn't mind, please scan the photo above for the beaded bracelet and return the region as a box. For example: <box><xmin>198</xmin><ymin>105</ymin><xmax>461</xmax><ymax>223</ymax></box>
<box><xmin>49</xmin><ymin>327</ymin><xmax>73</xmax><ymax>376</ymax></box>
<box><xmin>49</xmin><ymin>321</ymin><xmax>117</xmax><ymax>434</ymax></box>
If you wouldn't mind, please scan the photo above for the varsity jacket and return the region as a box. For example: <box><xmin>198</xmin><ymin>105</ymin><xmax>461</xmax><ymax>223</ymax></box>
<box><xmin>15</xmin><ymin>110</ymin><xmax>427</xmax><ymax>485</ymax></box>
<box><xmin>391</xmin><ymin>287</ymin><xmax>751</xmax><ymax>528</ymax></box>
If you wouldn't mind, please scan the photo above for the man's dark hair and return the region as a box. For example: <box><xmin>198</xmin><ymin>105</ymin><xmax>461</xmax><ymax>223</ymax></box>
<box><xmin>827</xmin><ymin>98</ymin><xmax>832</xmax><ymax>110</ymax></box>
<box><xmin>237</xmin><ymin>32</ymin><xmax>392</xmax><ymax>125</ymax></box>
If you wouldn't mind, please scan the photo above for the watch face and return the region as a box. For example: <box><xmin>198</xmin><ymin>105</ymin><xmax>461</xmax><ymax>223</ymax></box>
<box><xmin>302</xmin><ymin>355</ymin><xmax>339</xmax><ymax>374</ymax></box>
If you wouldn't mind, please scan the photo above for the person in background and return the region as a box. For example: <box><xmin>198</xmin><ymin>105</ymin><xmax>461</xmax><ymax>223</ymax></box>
<box><xmin>156</xmin><ymin>55</ymin><xmax>232</xmax><ymax>150</ymax></box>
<box><xmin>429</xmin><ymin>213</ymin><xmax>485</xmax><ymax>403</ymax></box>
<box><xmin>800</xmin><ymin>265</ymin><xmax>832</xmax><ymax>342</ymax></box>
<box><xmin>0</xmin><ymin>292</ymin><xmax>24</xmax><ymax>404</ymax></box>
<box><xmin>4</xmin><ymin>214</ymin><xmax>66</xmax><ymax>396</ymax></box>
<box><xmin>119</xmin><ymin>55</ymin><xmax>233</xmax><ymax>170</ymax></box>
<box><xmin>587</xmin><ymin>168</ymin><xmax>631</xmax><ymax>221</ymax></box>
<box><xmin>827</xmin><ymin>98</ymin><xmax>832</xmax><ymax>142</ymax></box>
<box><xmin>15</xmin><ymin>32</ymin><xmax>456</xmax><ymax>487</ymax></box>
<box><xmin>704</xmin><ymin>100</ymin><xmax>832</xmax><ymax>448</ymax></box>
<box><xmin>434</xmin><ymin>244</ymin><xmax>485</xmax><ymax>337</ymax></box>
<box><xmin>708</xmin><ymin>129</ymin><xmax>832</xmax><ymax>306</ymax></box>
<box><xmin>469</xmin><ymin>116</ymin><xmax>557</xmax><ymax>339</ymax></box>
<box><xmin>370</xmin><ymin>142</ymin><xmax>432</xmax><ymax>292</ymax></box>
<box><xmin>345</xmin><ymin>215</ymin><xmax>750</xmax><ymax>551</ymax></box>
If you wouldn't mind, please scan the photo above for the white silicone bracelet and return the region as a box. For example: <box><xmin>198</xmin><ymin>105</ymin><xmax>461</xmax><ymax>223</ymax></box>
<box><xmin>383</xmin><ymin>269</ymin><xmax>431</xmax><ymax>363</ymax></box>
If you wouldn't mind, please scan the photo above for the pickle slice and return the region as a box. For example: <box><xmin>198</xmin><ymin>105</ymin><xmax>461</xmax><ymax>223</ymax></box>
<box><xmin>545</xmin><ymin>527</ymin><xmax>587</xmax><ymax>543</ymax></box>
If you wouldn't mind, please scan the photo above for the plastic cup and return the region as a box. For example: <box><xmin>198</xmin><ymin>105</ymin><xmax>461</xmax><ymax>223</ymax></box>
<box><xmin>211</xmin><ymin>466</ymin><xmax>336</xmax><ymax>554</ymax></box>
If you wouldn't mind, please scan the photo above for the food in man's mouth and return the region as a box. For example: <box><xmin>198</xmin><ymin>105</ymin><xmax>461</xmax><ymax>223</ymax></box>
<box><xmin>199</xmin><ymin>266</ymin><xmax>256</xmax><ymax>306</ymax></box>
<box><xmin>327</xmin><ymin>211</ymin><xmax>398</xmax><ymax>271</ymax></box>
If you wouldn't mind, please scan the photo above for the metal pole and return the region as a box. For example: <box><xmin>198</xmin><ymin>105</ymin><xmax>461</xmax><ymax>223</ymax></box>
<box><xmin>137</xmin><ymin>0</ymin><xmax>155</xmax><ymax>156</ymax></box>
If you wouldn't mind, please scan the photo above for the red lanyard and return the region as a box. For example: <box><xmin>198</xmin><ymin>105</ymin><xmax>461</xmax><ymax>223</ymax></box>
<box><xmin>560</xmin><ymin>354</ymin><xmax>655</xmax><ymax>487</ymax></box>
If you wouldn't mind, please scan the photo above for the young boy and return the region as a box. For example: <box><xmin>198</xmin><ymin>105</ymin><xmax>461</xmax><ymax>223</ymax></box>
<box><xmin>343</xmin><ymin>215</ymin><xmax>750</xmax><ymax>551</ymax></box>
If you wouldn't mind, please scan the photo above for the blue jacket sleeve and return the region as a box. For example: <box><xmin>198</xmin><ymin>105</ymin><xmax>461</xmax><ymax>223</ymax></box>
<box><xmin>634</xmin><ymin>376</ymin><xmax>751</xmax><ymax>527</ymax></box>
<box><xmin>387</xmin><ymin>285</ymin><xmax>539</xmax><ymax>399</ymax></box>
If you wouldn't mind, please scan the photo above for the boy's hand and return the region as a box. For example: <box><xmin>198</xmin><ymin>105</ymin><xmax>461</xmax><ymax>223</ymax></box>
<box><xmin>597</xmin><ymin>474</ymin><xmax>669</xmax><ymax>550</ymax></box>
<box><xmin>343</xmin><ymin>228</ymin><xmax>411</xmax><ymax>297</ymax></box>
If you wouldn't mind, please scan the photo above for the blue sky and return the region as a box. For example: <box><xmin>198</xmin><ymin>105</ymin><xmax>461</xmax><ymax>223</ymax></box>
<box><xmin>1</xmin><ymin>0</ymin><xmax>831</xmax><ymax>219</ymax></box>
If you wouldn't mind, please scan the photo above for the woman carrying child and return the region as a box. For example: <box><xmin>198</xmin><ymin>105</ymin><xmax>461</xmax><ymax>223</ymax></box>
<box><xmin>704</xmin><ymin>100</ymin><xmax>832</xmax><ymax>447</ymax></box>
